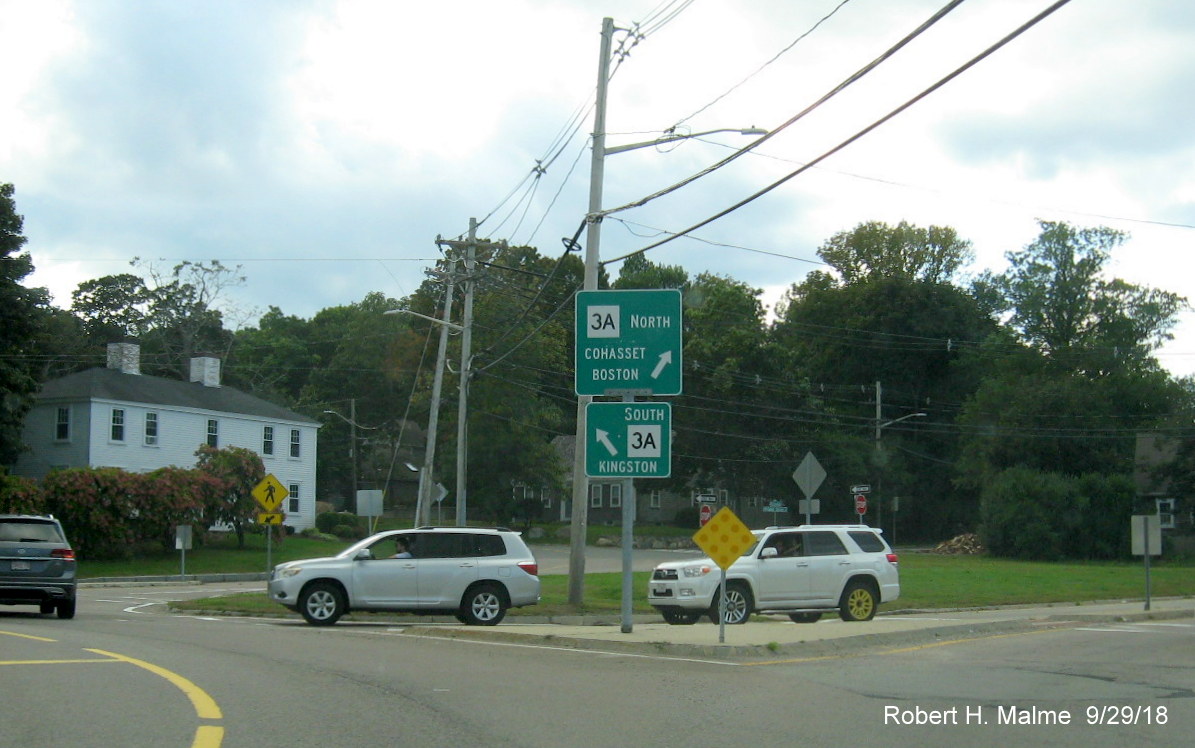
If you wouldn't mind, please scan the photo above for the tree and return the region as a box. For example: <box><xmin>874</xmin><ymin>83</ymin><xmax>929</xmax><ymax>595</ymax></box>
<box><xmin>814</xmin><ymin>220</ymin><xmax>973</xmax><ymax>286</ymax></box>
<box><xmin>995</xmin><ymin>221</ymin><xmax>1185</xmax><ymax>372</ymax></box>
<box><xmin>137</xmin><ymin>259</ymin><xmax>245</xmax><ymax>378</ymax></box>
<box><xmin>0</xmin><ymin>183</ymin><xmax>48</xmax><ymax>465</ymax></box>
<box><xmin>773</xmin><ymin>274</ymin><xmax>997</xmax><ymax>539</ymax></box>
<box><xmin>194</xmin><ymin>445</ymin><xmax>265</xmax><ymax>547</ymax></box>
<box><xmin>70</xmin><ymin>273</ymin><xmax>153</xmax><ymax>342</ymax></box>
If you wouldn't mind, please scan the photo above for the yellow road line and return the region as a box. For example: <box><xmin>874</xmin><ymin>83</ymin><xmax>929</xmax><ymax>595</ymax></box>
<box><xmin>192</xmin><ymin>725</ymin><xmax>225</xmax><ymax>748</ymax></box>
<box><xmin>0</xmin><ymin>629</ymin><xmax>57</xmax><ymax>642</ymax></box>
<box><xmin>88</xmin><ymin>649</ymin><xmax>223</xmax><ymax>720</ymax></box>
<box><xmin>1</xmin><ymin>658</ymin><xmax>119</xmax><ymax>665</ymax></box>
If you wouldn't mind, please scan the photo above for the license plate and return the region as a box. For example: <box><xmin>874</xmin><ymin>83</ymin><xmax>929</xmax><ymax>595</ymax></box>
<box><xmin>652</xmin><ymin>587</ymin><xmax>672</xmax><ymax>597</ymax></box>
<box><xmin>12</xmin><ymin>560</ymin><xmax>30</xmax><ymax>570</ymax></box>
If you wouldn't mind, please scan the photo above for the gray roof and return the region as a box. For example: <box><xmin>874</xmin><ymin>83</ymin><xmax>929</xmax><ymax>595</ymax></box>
<box><xmin>37</xmin><ymin>368</ymin><xmax>319</xmax><ymax>425</ymax></box>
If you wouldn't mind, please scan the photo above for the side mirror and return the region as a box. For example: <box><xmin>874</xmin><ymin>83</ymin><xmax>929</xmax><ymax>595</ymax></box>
<box><xmin>355</xmin><ymin>549</ymin><xmax>373</xmax><ymax>561</ymax></box>
<box><xmin>760</xmin><ymin>547</ymin><xmax>778</xmax><ymax>559</ymax></box>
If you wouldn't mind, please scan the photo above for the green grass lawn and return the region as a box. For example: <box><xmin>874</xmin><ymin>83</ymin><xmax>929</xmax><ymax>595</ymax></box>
<box><xmin>148</xmin><ymin>533</ymin><xmax>1195</xmax><ymax>618</ymax></box>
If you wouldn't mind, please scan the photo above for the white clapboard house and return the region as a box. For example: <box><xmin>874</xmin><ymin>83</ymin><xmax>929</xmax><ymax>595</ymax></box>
<box><xmin>10</xmin><ymin>343</ymin><xmax>320</xmax><ymax>531</ymax></box>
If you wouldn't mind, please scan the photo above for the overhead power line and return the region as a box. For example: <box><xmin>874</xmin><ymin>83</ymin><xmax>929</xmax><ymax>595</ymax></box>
<box><xmin>596</xmin><ymin>0</ymin><xmax>970</xmax><ymax>222</ymax></box>
<box><xmin>603</xmin><ymin>0</ymin><xmax>1076</xmax><ymax>267</ymax></box>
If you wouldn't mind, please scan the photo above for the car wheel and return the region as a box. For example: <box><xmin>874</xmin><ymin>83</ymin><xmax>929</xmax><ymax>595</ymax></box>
<box><xmin>460</xmin><ymin>584</ymin><xmax>507</xmax><ymax>626</ymax></box>
<box><xmin>708</xmin><ymin>582</ymin><xmax>753</xmax><ymax>625</ymax></box>
<box><xmin>661</xmin><ymin>609</ymin><xmax>702</xmax><ymax>625</ymax></box>
<box><xmin>839</xmin><ymin>580</ymin><xmax>877</xmax><ymax>622</ymax></box>
<box><xmin>788</xmin><ymin>611</ymin><xmax>822</xmax><ymax>624</ymax></box>
<box><xmin>56</xmin><ymin>599</ymin><xmax>76</xmax><ymax>620</ymax></box>
<box><xmin>300</xmin><ymin>582</ymin><xmax>346</xmax><ymax>626</ymax></box>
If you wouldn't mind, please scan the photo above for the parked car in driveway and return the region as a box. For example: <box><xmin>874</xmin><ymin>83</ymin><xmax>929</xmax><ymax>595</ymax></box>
<box><xmin>269</xmin><ymin>527</ymin><xmax>540</xmax><ymax>626</ymax></box>
<box><xmin>0</xmin><ymin>514</ymin><xmax>77</xmax><ymax>619</ymax></box>
<box><xmin>647</xmin><ymin>525</ymin><xmax>899</xmax><ymax>625</ymax></box>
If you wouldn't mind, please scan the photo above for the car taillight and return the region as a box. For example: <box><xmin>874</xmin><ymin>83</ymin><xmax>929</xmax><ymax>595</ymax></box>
<box><xmin>886</xmin><ymin>553</ymin><xmax>898</xmax><ymax>564</ymax></box>
<box><xmin>517</xmin><ymin>561</ymin><xmax>538</xmax><ymax>576</ymax></box>
<box><xmin>52</xmin><ymin>548</ymin><xmax>76</xmax><ymax>561</ymax></box>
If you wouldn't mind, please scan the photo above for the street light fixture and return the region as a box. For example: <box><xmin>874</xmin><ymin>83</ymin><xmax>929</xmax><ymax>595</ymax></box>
<box><xmin>385</xmin><ymin>287</ymin><xmax>459</xmax><ymax>528</ymax></box>
<box><xmin>322</xmin><ymin>402</ymin><xmax>380</xmax><ymax>512</ymax></box>
<box><xmin>874</xmin><ymin>398</ymin><xmax>927</xmax><ymax>543</ymax></box>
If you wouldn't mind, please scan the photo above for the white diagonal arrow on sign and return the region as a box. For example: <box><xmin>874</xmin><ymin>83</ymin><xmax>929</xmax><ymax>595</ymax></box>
<box><xmin>651</xmin><ymin>350</ymin><xmax>672</xmax><ymax>379</ymax></box>
<box><xmin>595</xmin><ymin>429</ymin><xmax>618</xmax><ymax>456</ymax></box>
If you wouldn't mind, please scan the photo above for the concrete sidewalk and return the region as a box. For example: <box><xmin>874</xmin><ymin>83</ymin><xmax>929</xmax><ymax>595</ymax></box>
<box><xmin>402</xmin><ymin>598</ymin><xmax>1194</xmax><ymax>661</ymax></box>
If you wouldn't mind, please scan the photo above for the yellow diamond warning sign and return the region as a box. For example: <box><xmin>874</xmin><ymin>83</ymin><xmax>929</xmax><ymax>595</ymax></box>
<box><xmin>692</xmin><ymin>507</ymin><xmax>755</xmax><ymax>570</ymax></box>
<box><xmin>252</xmin><ymin>474</ymin><xmax>287</xmax><ymax>512</ymax></box>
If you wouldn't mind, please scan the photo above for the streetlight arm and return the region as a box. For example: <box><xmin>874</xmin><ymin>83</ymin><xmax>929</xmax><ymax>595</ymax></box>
<box><xmin>383</xmin><ymin>308</ymin><xmax>464</xmax><ymax>331</ymax></box>
<box><xmin>877</xmin><ymin>412</ymin><xmax>927</xmax><ymax>433</ymax></box>
<box><xmin>604</xmin><ymin>127</ymin><xmax>768</xmax><ymax>156</ymax></box>
<box><xmin>323</xmin><ymin>409</ymin><xmax>380</xmax><ymax>430</ymax></box>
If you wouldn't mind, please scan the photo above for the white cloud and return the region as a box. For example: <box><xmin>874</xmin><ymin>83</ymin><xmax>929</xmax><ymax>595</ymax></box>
<box><xmin>4</xmin><ymin>0</ymin><xmax>1194</xmax><ymax>372</ymax></box>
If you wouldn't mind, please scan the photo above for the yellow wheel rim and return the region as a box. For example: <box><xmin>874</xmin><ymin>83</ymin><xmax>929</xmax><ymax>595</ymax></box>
<box><xmin>848</xmin><ymin>588</ymin><xmax>874</xmax><ymax>619</ymax></box>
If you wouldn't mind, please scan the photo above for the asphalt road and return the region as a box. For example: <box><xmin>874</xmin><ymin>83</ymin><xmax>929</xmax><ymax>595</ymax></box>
<box><xmin>2</xmin><ymin>582</ymin><xmax>1190</xmax><ymax>747</ymax></box>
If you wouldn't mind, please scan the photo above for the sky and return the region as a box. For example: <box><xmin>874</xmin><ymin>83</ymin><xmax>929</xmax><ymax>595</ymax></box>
<box><xmin>3</xmin><ymin>0</ymin><xmax>1194</xmax><ymax>374</ymax></box>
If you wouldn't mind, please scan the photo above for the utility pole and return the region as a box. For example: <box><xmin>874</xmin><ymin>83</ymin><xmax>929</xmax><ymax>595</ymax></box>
<box><xmin>350</xmin><ymin>397</ymin><xmax>358</xmax><ymax>507</ymax></box>
<box><xmin>437</xmin><ymin>219</ymin><xmax>503</xmax><ymax>527</ymax></box>
<box><xmin>417</xmin><ymin>262</ymin><xmax>457</xmax><ymax>528</ymax></box>
<box><xmin>568</xmin><ymin>16</ymin><xmax>614</xmax><ymax>606</ymax></box>
<box><xmin>455</xmin><ymin>220</ymin><xmax>477</xmax><ymax>527</ymax></box>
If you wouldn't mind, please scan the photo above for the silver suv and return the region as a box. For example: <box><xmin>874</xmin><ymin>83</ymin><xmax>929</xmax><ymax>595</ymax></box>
<box><xmin>0</xmin><ymin>514</ymin><xmax>78</xmax><ymax>619</ymax></box>
<box><xmin>269</xmin><ymin>527</ymin><xmax>540</xmax><ymax>626</ymax></box>
<box><xmin>648</xmin><ymin>525</ymin><xmax>899</xmax><ymax>625</ymax></box>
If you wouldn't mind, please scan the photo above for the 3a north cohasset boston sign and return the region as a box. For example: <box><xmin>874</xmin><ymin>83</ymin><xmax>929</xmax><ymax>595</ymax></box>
<box><xmin>574</xmin><ymin>288</ymin><xmax>682</xmax><ymax>396</ymax></box>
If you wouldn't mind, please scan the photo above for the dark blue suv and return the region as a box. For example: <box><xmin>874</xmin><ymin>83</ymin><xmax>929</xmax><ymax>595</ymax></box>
<box><xmin>0</xmin><ymin>515</ymin><xmax>77</xmax><ymax>619</ymax></box>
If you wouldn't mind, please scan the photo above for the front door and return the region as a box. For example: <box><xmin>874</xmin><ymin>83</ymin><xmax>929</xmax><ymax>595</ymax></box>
<box><xmin>756</xmin><ymin>531</ymin><xmax>810</xmax><ymax>604</ymax></box>
<box><xmin>352</xmin><ymin>533</ymin><xmax>419</xmax><ymax>605</ymax></box>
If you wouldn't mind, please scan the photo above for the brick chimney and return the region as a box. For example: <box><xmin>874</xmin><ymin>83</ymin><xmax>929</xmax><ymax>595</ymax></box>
<box><xmin>106</xmin><ymin>342</ymin><xmax>140</xmax><ymax>375</ymax></box>
<box><xmin>189</xmin><ymin>356</ymin><xmax>222</xmax><ymax>388</ymax></box>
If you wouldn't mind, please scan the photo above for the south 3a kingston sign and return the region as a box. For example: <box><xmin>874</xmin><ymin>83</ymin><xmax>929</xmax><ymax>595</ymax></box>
<box><xmin>585</xmin><ymin>401</ymin><xmax>672</xmax><ymax>478</ymax></box>
<box><xmin>574</xmin><ymin>289</ymin><xmax>682</xmax><ymax>396</ymax></box>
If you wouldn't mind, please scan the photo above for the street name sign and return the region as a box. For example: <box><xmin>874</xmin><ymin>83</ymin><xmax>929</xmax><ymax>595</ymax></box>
<box><xmin>585</xmin><ymin>401</ymin><xmax>671</xmax><ymax>478</ymax></box>
<box><xmin>575</xmin><ymin>289</ymin><xmax>682</xmax><ymax>396</ymax></box>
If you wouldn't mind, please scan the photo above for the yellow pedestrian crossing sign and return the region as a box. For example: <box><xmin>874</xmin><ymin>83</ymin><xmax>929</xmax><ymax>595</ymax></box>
<box><xmin>257</xmin><ymin>512</ymin><xmax>284</xmax><ymax>525</ymax></box>
<box><xmin>252</xmin><ymin>474</ymin><xmax>287</xmax><ymax>512</ymax></box>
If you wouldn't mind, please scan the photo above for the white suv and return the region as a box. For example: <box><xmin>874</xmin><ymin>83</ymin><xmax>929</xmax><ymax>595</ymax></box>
<box><xmin>647</xmin><ymin>525</ymin><xmax>899</xmax><ymax>625</ymax></box>
<box><xmin>269</xmin><ymin>527</ymin><xmax>540</xmax><ymax>626</ymax></box>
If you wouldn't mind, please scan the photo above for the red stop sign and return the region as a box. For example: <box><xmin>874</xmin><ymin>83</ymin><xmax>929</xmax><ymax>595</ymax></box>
<box><xmin>854</xmin><ymin>494</ymin><xmax>867</xmax><ymax>515</ymax></box>
<box><xmin>699</xmin><ymin>503</ymin><xmax>713</xmax><ymax>527</ymax></box>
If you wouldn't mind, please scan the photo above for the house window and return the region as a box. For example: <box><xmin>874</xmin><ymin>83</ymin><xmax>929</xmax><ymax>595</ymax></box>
<box><xmin>610</xmin><ymin>483</ymin><xmax>622</xmax><ymax>508</ymax></box>
<box><xmin>206</xmin><ymin>419</ymin><xmax>219</xmax><ymax>447</ymax></box>
<box><xmin>590</xmin><ymin>484</ymin><xmax>602</xmax><ymax>508</ymax></box>
<box><xmin>288</xmin><ymin>483</ymin><xmax>300</xmax><ymax>514</ymax></box>
<box><xmin>541</xmin><ymin>488</ymin><xmax>552</xmax><ymax>509</ymax></box>
<box><xmin>110</xmin><ymin>409</ymin><xmax>125</xmax><ymax>442</ymax></box>
<box><xmin>1157</xmin><ymin>498</ymin><xmax>1177</xmax><ymax>530</ymax></box>
<box><xmin>144</xmin><ymin>412</ymin><xmax>158</xmax><ymax>446</ymax></box>
<box><xmin>262</xmin><ymin>426</ymin><xmax>274</xmax><ymax>456</ymax></box>
<box><xmin>650</xmin><ymin>490</ymin><xmax>661</xmax><ymax>509</ymax></box>
<box><xmin>719</xmin><ymin>489</ymin><xmax>729</xmax><ymax>505</ymax></box>
<box><xmin>55</xmin><ymin>407</ymin><xmax>70</xmax><ymax>441</ymax></box>
<box><xmin>290</xmin><ymin>429</ymin><xmax>301</xmax><ymax>458</ymax></box>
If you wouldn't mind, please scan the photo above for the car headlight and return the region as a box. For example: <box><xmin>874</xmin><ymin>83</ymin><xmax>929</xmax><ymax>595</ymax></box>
<box><xmin>682</xmin><ymin>565</ymin><xmax>712</xmax><ymax>578</ymax></box>
<box><xmin>279</xmin><ymin>567</ymin><xmax>304</xmax><ymax>578</ymax></box>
